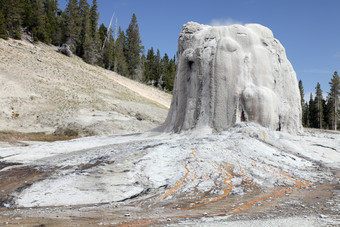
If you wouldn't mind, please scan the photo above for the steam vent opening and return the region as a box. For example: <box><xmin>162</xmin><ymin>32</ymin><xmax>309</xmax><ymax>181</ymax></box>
<box><xmin>188</xmin><ymin>60</ymin><xmax>194</xmax><ymax>70</ymax></box>
<box><xmin>157</xmin><ymin>22</ymin><xmax>302</xmax><ymax>134</ymax></box>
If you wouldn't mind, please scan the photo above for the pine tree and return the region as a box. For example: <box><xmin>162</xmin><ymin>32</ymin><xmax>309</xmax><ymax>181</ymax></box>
<box><xmin>64</xmin><ymin>0</ymin><xmax>80</xmax><ymax>52</ymax></box>
<box><xmin>78</xmin><ymin>0</ymin><xmax>93</xmax><ymax>62</ymax></box>
<box><xmin>89</xmin><ymin>0</ymin><xmax>100</xmax><ymax>63</ymax></box>
<box><xmin>44</xmin><ymin>0</ymin><xmax>60</xmax><ymax>44</ymax></box>
<box><xmin>22</xmin><ymin>0</ymin><xmax>35</xmax><ymax>32</ymax></box>
<box><xmin>115</xmin><ymin>27</ymin><xmax>128</xmax><ymax>76</ymax></box>
<box><xmin>2</xmin><ymin>0</ymin><xmax>24</xmax><ymax>39</ymax></box>
<box><xmin>53</xmin><ymin>5</ymin><xmax>64</xmax><ymax>46</ymax></box>
<box><xmin>98</xmin><ymin>23</ymin><xmax>107</xmax><ymax>46</ymax></box>
<box><xmin>298</xmin><ymin>80</ymin><xmax>305</xmax><ymax>126</ymax></box>
<box><xmin>155</xmin><ymin>49</ymin><xmax>162</xmax><ymax>87</ymax></box>
<box><xmin>97</xmin><ymin>23</ymin><xmax>107</xmax><ymax>66</ymax></box>
<box><xmin>315</xmin><ymin>82</ymin><xmax>324</xmax><ymax>129</ymax></box>
<box><xmin>125</xmin><ymin>13</ymin><xmax>143</xmax><ymax>78</ymax></box>
<box><xmin>22</xmin><ymin>0</ymin><xmax>49</xmax><ymax>42</ymax></box>
<box><xmin>308</xmin><ymin>93</ymin><xmax>317</xmax><ymax>128</ymax></box>
<box><xmin>324</xmin><ymin>98</ymin><xmax>332</xmax><ymax>129</ymax></box>
<box><xmin>102</xmin><ymin>33</ymin><xmax>114</xmax><ymax>69</ymax></box>
<box><xmin>0</xmin><ymin>3</ymin><xmax>8</xmax><ymax>40</ymax></box>
<box><xmin>161</xmin><ymin>53</ymin><xmax>170</xmax><ymax>90</ymax></box>
<box><xmin>329</xmin><ymin>71</ymin><xmax>340</xmax><ymax>130</ymax></box>
<box><xmin>143</xmin><ymin>47</ymin><xmax>155</xmax><ymax>83</ymax></box>
<box><xmin>33</xmin><ymin>0</ymin><xmax>50</xmax><ymax>42</ymax></box>
<box><xmin>169</xmin><ymin>56</ymin><xmax>176</xmax><ymax>92</ymax></box>
<box><xmin>100</xmin><ymin>20</ymin><xmax>116</xmax><ymax>69</ymax></box>
<box><xmin>135</xmin><ymin>53</ymin><xmax>145</xmax><ymax>81</ymax></box>
<box><xmin>143</xmin><ymin>48</ymin><xmax>150</xmax><ymax>82</ymax></box>
<box><xmin>162</xmin><ymin>54</ymin><xmax>176</xmax><ymax>92</ymax></box>
<box><xmin>303</xmin><ymin>101</ymin><xmax>310</xmax><ymax>127</ymax></box>
<box><xmin>90</xmin><ymin>0</ymin><xmax>99</xmax><ymax>40</ymax></box>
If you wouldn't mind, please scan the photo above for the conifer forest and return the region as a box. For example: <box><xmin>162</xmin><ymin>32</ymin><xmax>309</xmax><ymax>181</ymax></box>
<box><xmin>0</xmin><ymin>0</ymin><xmax>176</xmax><ymax>92</ymax></box>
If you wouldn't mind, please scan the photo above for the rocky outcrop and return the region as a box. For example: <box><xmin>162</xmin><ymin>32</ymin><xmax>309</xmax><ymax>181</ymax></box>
<box><xmin>159</xmin><ymin>22</ymin><xmax>302</xmax><ymax>133</ymax></box>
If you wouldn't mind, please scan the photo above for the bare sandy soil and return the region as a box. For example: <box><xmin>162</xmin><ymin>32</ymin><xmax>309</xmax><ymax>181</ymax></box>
<box><xmin>0</xmin><ymin>38</ymin><xmax>171</xmax><ymax>144</ymax></box>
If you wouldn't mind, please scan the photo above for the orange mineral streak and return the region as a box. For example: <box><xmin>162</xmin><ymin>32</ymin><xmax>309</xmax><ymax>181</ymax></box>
<box><xmin>121</xmin><ymin>165</ymin><xmax>312</xmax><ymax>227</ymax></box>
<box><xmin>182</xmin><ymin>162</ymin><xmax>234</xmax><ymax>210</ymax></box>
<box><xmin>263</xmin><ymin>165</ymin><xmax>312</xmax><ymax>187</ymax></box>
<box><xmin>162</xmin><ymin>164</ymin><xmax>191</xmax><ymax>199</ymax></box>
<box><xmin>228</xmin><ymin>167</ymin><xmax>311</xmax><ymax>215</ymax></box>
<box><xmin>191</xmin><ymin>148</ymin><xmax>198</xmax><ymax>160</ymax></box>
<box><xmin>239</xmin><ymin>167</ymin><xmax>253</xmax><ymax>186</ymax></box>
<box><xmin>162</xmin><ymin>148</ymin><xmax>200</xmax><ymax>200</ymax></box>
<box><xmin>278</xmin><ymin>169</ymin><xmax>311</xmax><ymax>187</ymax></box>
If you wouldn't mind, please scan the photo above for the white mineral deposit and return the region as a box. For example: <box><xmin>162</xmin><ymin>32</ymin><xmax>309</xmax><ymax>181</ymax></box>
<box><xmin>158</xmin><ymin>22</ymin><xmax>302</xmax><ymax>133</ymax></box>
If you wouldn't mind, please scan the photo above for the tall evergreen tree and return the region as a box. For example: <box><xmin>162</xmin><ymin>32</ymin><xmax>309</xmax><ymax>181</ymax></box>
<box><xmin>163</xmin><ymin>55</ymin><xmax>176</xmax><ymax>92</ymax></box>
<box><xmin>135</xmin><ymin>53</ymin><xmax>145</xmax><ymax>81</ymax></box>
<box><xmin>324</xmin><ymin>98</ymin><xmax>332</xmax><ymax>129</ymax></box>
<box><xmin>98</xmin><ymin>23</ymin><xmax>107</xmax><ymax>47</ymax></box>
<box><xmin>308</xmin><ymin>93</ymin><xmax>317</xmax><ymax>128</ymax></box>
<box><xmin>115</xmin><ymin>27</ymin><xmax>128</xmax><ymax>76</ymax></box>
<box><xmin>298</xmin><ymin>80</ymin><xmax>305</xmax><ymax>126</ymax></box>
<box><xmin>125</xmin><ymin>13</ymin><xmax>143</xmax><ymax>78</ymax></box>
<box><xmin>160</xmin><ymin>53</ymin><xmax>169</xmax><ymax>90</ymax></box>
<box><xmin>303</xmin><ymin>101</ymin><xmax>310</xmax><ymax>127</ymax></box>
<box><xmin>97</xmin><ymin>23</ymin><xmax>107</xmax><ymax>66</ymax></box>
<box><xmin>32</xmin><ymin>0</ymin><xmax>50</xmax><ymax>42</ymax></box>
<box><xmin>2</xmin><ymin>0</ymin><xmax>23</xmax><ymax>39</ymax></box>
<box><xmin>315</xmin><ymin>82</ymin><xmax>324</xmax><ymax>129</ymax></box>
<box><xmin>102</xmin><ymin>32</ymin><xmax>114</xmax><ymax>69</ymax></box>
<box><xmin>0</xmin><ymin>2</ymin><xmax>8</xmax><ymax>40</ymax></box>
<box><xmin>22</xmin><ymin>0</ymin><xmax>34</xmax><ymax>32</ymax></box>
<box><xmin>143</xmin><ymin>47</ymin><xmax>155</xmax><ymax>83</ymax></box>
<box><xmin>44</xmin><ymin>0</ymin><xmax>60</xmax><ymax>44</ymax></box>
<box><xmin>53</xmin><ymin>5</ymin><xmax>64</xmax><ymax>46</ymax></box>
<box><xmin>89</xmin><ymin>0</ymin><xmax>99</xmax><ymax>40</ymax></box>
<box><xmin>329</xmin><ymin>71</ymin><xmax>340</xmax><ymax>130</ymax></box>
<box><xmin>89</xmin><ymin>0</ymin><xmax>100</xmax><ymax>63</ymax></box>
<box><xmin>78</xmin><ymin>0</ymin><xmax>93</xmax><ymax>62</ymax></box>
<box><xmin>64</xmin><ymin>0</ymin><xmax>80</xmax><ymax>52</ymax></box>
<box><xmin>155</xmin><ymin>49</ymin><xmax>162</xmax><ymax>87</ymax></box>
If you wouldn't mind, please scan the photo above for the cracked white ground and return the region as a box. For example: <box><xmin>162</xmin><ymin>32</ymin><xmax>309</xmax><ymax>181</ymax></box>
<box><xmin>0</xmin><ymin>123</ymin><xmax>339</xmax><ymax>226</ymax></box>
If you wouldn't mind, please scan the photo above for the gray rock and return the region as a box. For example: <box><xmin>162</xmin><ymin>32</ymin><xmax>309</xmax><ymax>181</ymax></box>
<box><xmin>319</xmin><ymin>214</ymin><xmax>327</xmax><ymax>218</ymax></box>
<box><xmin>57</xmin><ymin>44</ymin><xmax>73</xmax><ymax>57</ymax></box>
<box><xmin>158</xmin><ymin>22</ymin><xmax>302</xmax><ymax>134</ymax></box>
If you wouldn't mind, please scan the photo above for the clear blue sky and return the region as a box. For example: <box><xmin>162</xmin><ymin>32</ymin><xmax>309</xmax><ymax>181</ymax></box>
<box><xmin>59</xmin><ymin>0</ymin><xmax>340</xmax><ymax>100</ymax></box>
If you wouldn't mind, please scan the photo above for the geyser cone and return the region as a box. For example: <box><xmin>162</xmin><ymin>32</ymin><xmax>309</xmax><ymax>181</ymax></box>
<box><xmin>158</xmin><ymin>22</ymin><xmax>302</xmax><ymax>134</ymax></box>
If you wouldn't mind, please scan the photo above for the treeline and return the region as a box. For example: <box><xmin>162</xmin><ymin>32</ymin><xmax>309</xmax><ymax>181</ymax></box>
<box><xmin>299</xmin><ymin>71</ymin><xmax>340</xmax><ymax>130</ymax></box>
<box><xmin>0</xmin><ymin>0</ymin><xmax>176</xmax><ymax>92</ymax></box>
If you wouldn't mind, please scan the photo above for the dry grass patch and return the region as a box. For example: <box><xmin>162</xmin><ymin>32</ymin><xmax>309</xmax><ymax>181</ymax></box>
<box><xmin>0</xmin><ymin>131</ymin><xmax>78</xmax><ymax>143</ymax></box>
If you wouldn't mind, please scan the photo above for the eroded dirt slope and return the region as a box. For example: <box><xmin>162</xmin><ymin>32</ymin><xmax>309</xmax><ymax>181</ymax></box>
<box><xmin>0</xmin><ymin>38</ymin><xmax>171</xmax><ymax>141</ymax></box>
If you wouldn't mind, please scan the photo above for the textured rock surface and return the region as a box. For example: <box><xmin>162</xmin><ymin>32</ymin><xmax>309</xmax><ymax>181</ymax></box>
<box><xmin>159</xmin><ymin>22</ymin><xmax>302</xmax><ymax>133</ymax></box>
